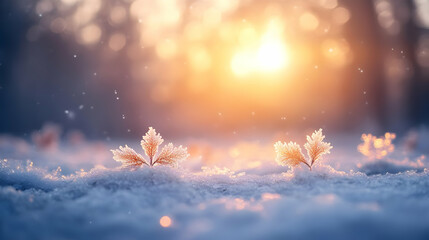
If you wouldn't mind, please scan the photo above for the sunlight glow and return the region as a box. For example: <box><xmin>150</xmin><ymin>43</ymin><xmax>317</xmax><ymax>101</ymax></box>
<box><xmin>257</xmin><ymin>37</ymin><xmax>288</xmax><ymax>72</ymax></box>
<box><xmin>231</xmin><ymin>20</ymin><xmax>289</xmax><ymax>76</ymax></box>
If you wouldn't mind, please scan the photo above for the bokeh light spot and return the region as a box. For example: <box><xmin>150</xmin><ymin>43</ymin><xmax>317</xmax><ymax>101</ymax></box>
<box><xmin>109</xmin><ymin>33</ymin><xmax>126</xmax><ymax>51</ymax></box>
<box><xmin>79</xmin><ymin>24</ymin><xmax>102</xmax><ymax>45</ymax></box>
<box><xmin>299</xmin><ymin>12</ymin><xmax>319</xmax><ymax>31</ymax></box>
<box><xmin>160</xmin><ymin>216</ymin><xmax>172</xmax><ymax>228</ymax></box>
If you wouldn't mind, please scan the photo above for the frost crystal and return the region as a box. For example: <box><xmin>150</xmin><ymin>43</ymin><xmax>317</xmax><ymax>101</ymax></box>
<box><xmin>155</xmin><ymin>143</ymin><xmax>188</xmax><ymax>166</ymax></box>
<box><xmin>274</xmin><ymin>129</ymin><xmax>332</xmax><ymax>170</ymax></box>
<box><xmin>304</xmin><ymin>129</ymin><xmax>333</xmax><ymax>166</ymax></box>
<box><xmin>141</xmin><ymin>127</ymin><xmax>164</xmax><ymax>165</ymax></box>
<box><xmin>111</xmin><ymin>127</ymin><xmax>189</xmax><ymax>169</ymax></box>
<box><xmin>274</xmin><ymin>142</ymin><xmax>307</xmax><ymax>168</ymax></box>
<box><xmin>111</xmin><ymin>145</ymin><xmax>147</xmax><ymax>169</ymax></box>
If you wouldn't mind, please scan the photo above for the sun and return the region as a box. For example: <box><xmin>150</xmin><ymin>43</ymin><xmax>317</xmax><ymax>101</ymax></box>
<box><xmin>231</xmin><ymin>20</ymin><xmax>289</xmax><ymax>76</ymax></box>
<box><xmin>256</xmin><ymin>37</ymin><xmax>288</xmax><ymax>72</ymax></box>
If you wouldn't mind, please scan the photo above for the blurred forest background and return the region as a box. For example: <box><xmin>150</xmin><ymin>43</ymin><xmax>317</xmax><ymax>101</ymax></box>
<box><xmin>0</xmin><ymin>0</ymin><xmax>428</xmax><ymax>139</ymax></box>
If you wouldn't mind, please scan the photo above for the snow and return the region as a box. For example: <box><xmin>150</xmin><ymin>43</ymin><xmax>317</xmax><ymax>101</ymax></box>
<box><xmin>1</xmin><ymin>132</ymin><xmax>429</xmax><ymax>239</ymax></box>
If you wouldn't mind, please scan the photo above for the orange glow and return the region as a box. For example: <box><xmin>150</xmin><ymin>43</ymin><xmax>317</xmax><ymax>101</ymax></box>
<box><xmin>319</xmin><ymin>0</ymin><xmax>338</xmax><ymax>9</ymax></box>
<box><xmin>299</xmin><ymin>12</ymin><xmax>319</xmax><ymax>31</ymax></box>
<box><xmin>332</xmin><ymin>7</ymin><xmax>351</xmax><ymax>25</ymax></box>
<box><xmin>358</xmin><ymin>133</ymin><xmax>396</xmax><ymax>160</ymax></box>
<box><xmin>231</xmin><ymin>20</ymin><xmax>289</xmax><ymax>76</ymax></box>
<box><xmin>188</xmin><ymin>46</ymin><xmax>212</xmax><ymax>72</ymax></box>
<box><xmin>374</xmin><ymin>139</ymin><xmax>384</xmax><ymax>148</ymax></box>
<box><xmin>156</xmin><ymin>39</ymin><xmax>178</xmax><ymax>60</ymax></box>
<box><xmin>261</xmin><ymin>193</ymin><xmax>281</xmax><ymax>201</ymax></box>
<box><xmin>321</xmin><ymin>38</ymin><xmax>352</xmax><ymax>67</ymax></box>
<box><xmin>159</xmin><ymin>216</ymin><xmax>172</xmax><ymax>227</ymax></box>
<box><xmin>37</xmin><ymin>0</ymin><xmax>365</xmax><ymax>133</ymax></box>
<box><xmin>257</xmin><ymin>36</ymin><xmax>288</xmax><ymax>71</ymax></box>
<box><xmin>79</xmin><ymin>24</ymin><xmax>101</xmax><ymax>45</ymax></box>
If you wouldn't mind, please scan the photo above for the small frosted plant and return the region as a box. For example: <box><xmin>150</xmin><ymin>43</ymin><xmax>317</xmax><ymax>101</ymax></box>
<box><xmin>274</xmin><ymin>129</ymin><xmax>332</xmax><ymax>170</ymax></box>
<box><xmin>111</xmin><ymin>127</ymin><xmax>189</xmax><ymax>169</ymax></box>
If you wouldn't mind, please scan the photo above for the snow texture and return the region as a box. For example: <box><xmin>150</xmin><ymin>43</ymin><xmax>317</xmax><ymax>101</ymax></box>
<box><xmin>1</xmin><ymin>131</ymin><xmax>429</xmax><ymax>240</ymax></box>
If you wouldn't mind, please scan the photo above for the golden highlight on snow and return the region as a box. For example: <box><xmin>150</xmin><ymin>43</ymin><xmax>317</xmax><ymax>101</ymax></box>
<box><xmin>274</xmin><ymin>129</ymin><xmax>332</xmax><ymax>170</ymax></box>
<box><xmin>111</xmin><ymin>127</ymin><xmax>189</xmax><ymax>169</ymax></box>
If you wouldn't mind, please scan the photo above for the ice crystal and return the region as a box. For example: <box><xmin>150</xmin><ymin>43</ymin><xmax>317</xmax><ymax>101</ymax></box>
<box><xmin>274</xmin><ymin>129</ymin><xmax>332</xmax><ymax>170</ymax></box>
<box><xmin>274</xmin><ymin>142</ymin><xmax>308</xmax><ymax>168</ymax></box>
<box><xmin>111</xmin><ymin>145</ymin><xmax>147</xmax><ymax>169</ymax></box>
<box><xmin>155</xmin><ymin>143</ymin><xmax>188</xmax><ymax>166</ymax></box>
<box><xmin>304</xmin><ymin>129</ymin><xmax>333</xmax><ymax>166</ymax></box>
<box><xmin>141</xmin><ymin>127</ymin><xmax>164</xmax><ymax>165</ymax></box>
<box><xmin>111</xmin><ymin>127</ymin><xmax>189</xmax><ymax>169</ymax></box>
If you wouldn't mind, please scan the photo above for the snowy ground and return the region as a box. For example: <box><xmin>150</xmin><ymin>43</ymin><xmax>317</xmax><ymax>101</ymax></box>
<box><xmin>1</xmin><ymin>130</ymin><xmax>429</xmax><ymax>240</ymax></box>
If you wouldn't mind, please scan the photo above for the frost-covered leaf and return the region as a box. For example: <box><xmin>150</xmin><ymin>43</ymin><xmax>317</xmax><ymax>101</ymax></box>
<box><xmin>274</xmin><ymin>129</ymin><xmax>332</xmax><ymax>170</ymax></box>
<box><xmin>112</xmin><ymin>127</ymin><xmax>188</xmax><ymax>168</ymax></box>
<box><xmin>304</xmin><ymin>129</ymin><xmax>333</xmax><ymax>166</ymax></box>
<box><xmin>141</xmin><ymin>127</ymin><xmax>164</xmax><ymax>163</ymax></box>
<box><xmin>111</xmin><ymin>145</ymin><xmax>148</xmax><ymax>169</ymax></box>
<box><xmin>274</xmin><ymin>141</ymin><xmax>308</xmax><ymax>168</ymax></box>
<box><xmin>154</xmin><ymin>143</ymin><xmax>189</xmax><ymax>166</ymax></box>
